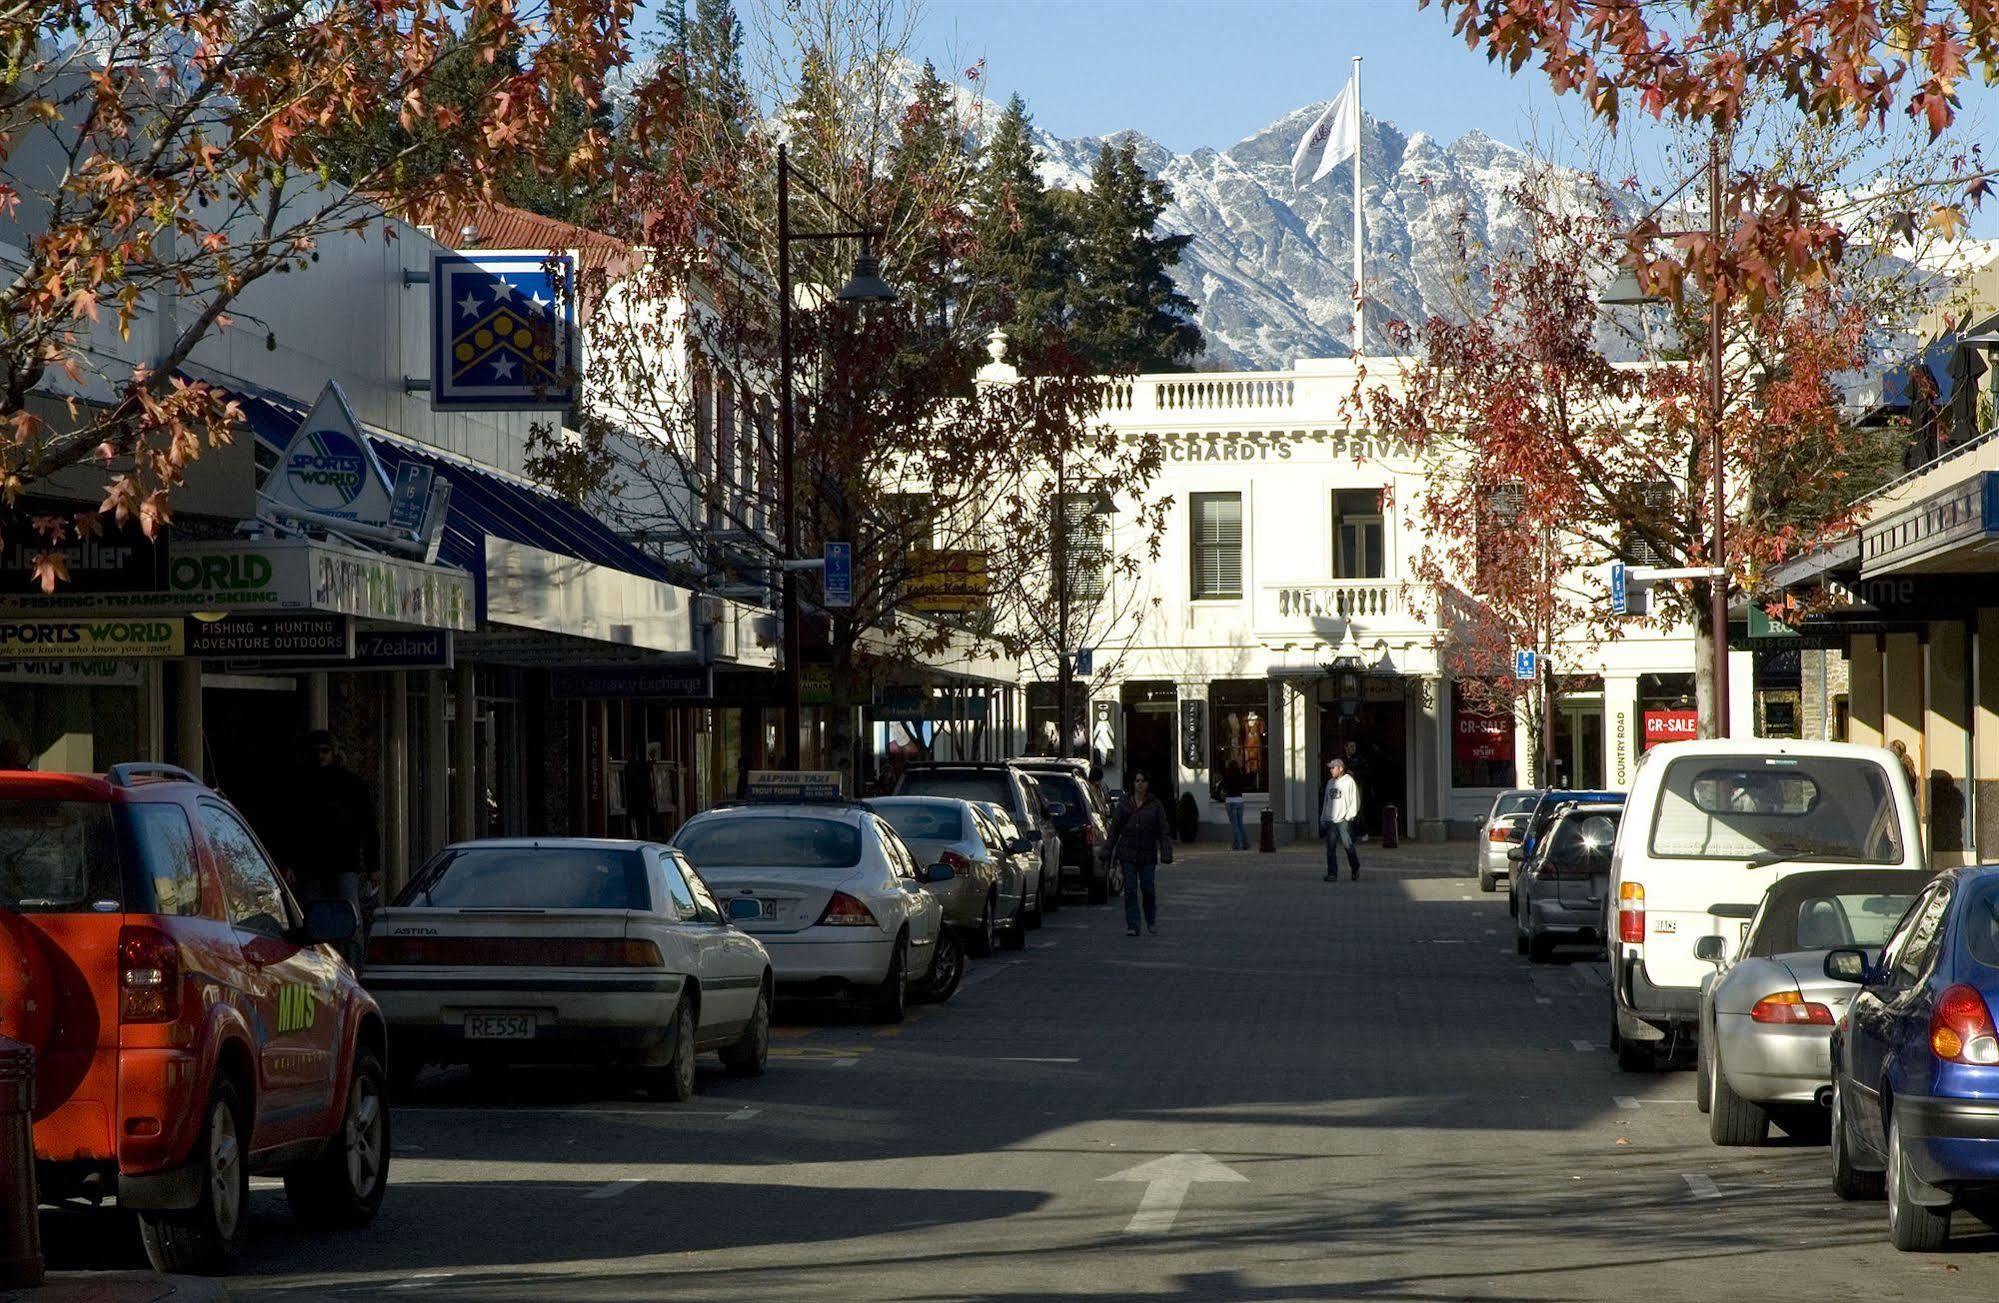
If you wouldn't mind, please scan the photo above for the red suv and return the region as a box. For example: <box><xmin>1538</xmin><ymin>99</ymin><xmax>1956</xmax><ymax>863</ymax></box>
<box><xmin>0</xmin><ymin>764</ymin><xmax>390</xmax><ymax>1273</ymax></box>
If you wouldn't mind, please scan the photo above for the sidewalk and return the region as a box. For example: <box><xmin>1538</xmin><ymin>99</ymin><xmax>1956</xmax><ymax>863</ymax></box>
<box><xmin>2</xmin><ymin>1273</ymin><xmax>228</xmax><ymax>1302</ymax></box>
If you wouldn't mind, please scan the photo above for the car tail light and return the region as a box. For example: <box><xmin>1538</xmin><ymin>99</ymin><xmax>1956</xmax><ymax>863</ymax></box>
<box><xmin>938</xmin><ymin>850</ymin><xmax>973</xmax><ymax>873</ymax></box>
<box><xmin>1488</xmin><ymin>825</ymin><xmax>1509</xmax><ymax>843</ymax></box>
<box><xmin>1930</xmin><ymin>984</ymin><xmax>1999</xmax><ymax>1064</ymax></box>
<box><xmin>818</xmin><ymin>892</ymin><xmax>879</xmax><ymax>927</ymax></box>
<box><xmin>1617</xmin><ymin>882</ymin><xmax>1645</xmax><ymax>945</ymax></box>
<box><xmin>118</xmin><ymin>925</ymin><xmax>180</xmax><ymax>1023</ymax></box>
<box><xmin>1084</xmin><ymin>825</ymin><xmax>1100</xmax><ymax>846</ymax></box>
<box><xmin>1750</xmin><ymin>990</ymin><xmax>1834</xmax><ymax>1025</ymax></box>
<box><xmin>363</xmin><ymin>936</ymin><xmax>662</xmax><ymax>967</ymax></box>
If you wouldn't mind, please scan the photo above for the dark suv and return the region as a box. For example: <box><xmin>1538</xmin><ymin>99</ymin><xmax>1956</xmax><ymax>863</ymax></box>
<box><xmin>1008</xmin><ymin>760</ymin><xmax>1115</xmax><ymax>903</ymax></box>
<box><xmin>2</xmin><ymin>764</ymin><xmax>387</xmax><ymax>1274</ymax></box>
<box><xmin>893</xmin><ymin>763</ymin><xmax>1061</xmax><ymax>924</ymax></box>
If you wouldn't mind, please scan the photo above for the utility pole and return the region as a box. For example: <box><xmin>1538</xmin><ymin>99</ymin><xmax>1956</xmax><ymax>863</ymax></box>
<box><xmin>1055</xmin><ymin>449</ymin><xmax>1072</xmax><ymax>759</ymax></box>
<box><xmin>1706</xmin><ymin>135</ymin><xmax>1730</xmax><ymax>739</ymax></box>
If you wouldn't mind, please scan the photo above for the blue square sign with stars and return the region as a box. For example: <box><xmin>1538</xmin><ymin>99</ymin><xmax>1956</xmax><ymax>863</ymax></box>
<box><xmin>431</xmin><ymin>251</ymin><xmax>577</xmax><ymax>410</ymax></box>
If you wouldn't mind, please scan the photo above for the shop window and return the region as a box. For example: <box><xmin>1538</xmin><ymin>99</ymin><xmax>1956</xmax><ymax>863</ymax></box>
<box><xmin>1190</xmin><ymin>492</ymin><xmax>1242</xmax><ymax>599</ymax></box>
<box><xmin>1209</xmin><ymin>680</ymin><xmax>1269</xmax><ymax>794</ymax></box>
<box><xmin>1333</xmin><ymin>489</ymin><xmax>1385</xmax><ymax>579</ymax></box>
<box><xmin>1451</xmin><ymin>681</ymin><xmax>1516</xmax><ymax>788</ymax></box>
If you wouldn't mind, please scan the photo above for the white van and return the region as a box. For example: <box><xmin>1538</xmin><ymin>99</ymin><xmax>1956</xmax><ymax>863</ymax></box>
<box><xmin>1608</xmin><ymin>739</ymin><xmax>1922</xmax><ymax>1071</ymax></box>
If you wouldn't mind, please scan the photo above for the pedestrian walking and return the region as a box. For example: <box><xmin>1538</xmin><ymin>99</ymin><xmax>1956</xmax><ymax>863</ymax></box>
<box><xmin>1320</xmin><ymin>758</ymin><xmax>1360</xmax><ymax>882</ymax></box>
<box><xmin>294</xmin><ymin>730</ymin><xmax>380</xmax><ymax>965</ymax></box>
<box><xmin>1110</xmin><ymin>770</ymin><xmax>1173</xmax><ymax>936</ymax></box>
<box><xmin>1221</xmin><ymin>762</ymin><xmax>1249</xmax><ymax>850</ymax></box>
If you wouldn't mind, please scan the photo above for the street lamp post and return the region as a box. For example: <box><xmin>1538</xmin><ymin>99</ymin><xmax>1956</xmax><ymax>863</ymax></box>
<box><xmin>774</xmin><ymin>144</ymin><xmax>896</xmax><ymax>768</ymax></box>
<box><xmin>1053</xmin><ymin>476</ymin><xmax>1116</xmax><ymax>761</ymax></box>
<box><xmin>1601</xmin><ymin>136</ymin><xmax>1731</xmax><ymax>738</ymax></box>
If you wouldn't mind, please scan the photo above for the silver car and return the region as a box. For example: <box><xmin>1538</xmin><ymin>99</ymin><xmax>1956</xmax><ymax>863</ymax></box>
<box><xmin>972</xmin><ymin>801</ymin><xmax>1037</xmax><ymax>948</ymax></box>
<box><xmin>1476</xmin><ymin>788</ymin><xmax>1541</xmax><ymax>892</ymax></box>
<box><xmin>1697</xmin><ymin>867</ymin><xmax>1930</xmax><ymax>1146</ymax></box>
<box><xmin>869</xmin><ymin>796</ymin><xmax>1024</xmax><ymax>957</ymax></box>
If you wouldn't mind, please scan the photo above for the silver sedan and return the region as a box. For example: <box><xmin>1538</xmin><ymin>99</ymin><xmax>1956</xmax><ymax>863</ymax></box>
<box><xmin>1476</xmin><ymin>789</ymin><xmax>1540</xmax><ymax>893</ymax></box>
<box><xmin>1696</xmin><ymin>867</ymin><xmax>1929</xmax><ymax>1146</ymax></box>
<box><xmin>869</xmin><ymin>795</ymin><xmax>1024</xmax><ymax>956</ymax></box>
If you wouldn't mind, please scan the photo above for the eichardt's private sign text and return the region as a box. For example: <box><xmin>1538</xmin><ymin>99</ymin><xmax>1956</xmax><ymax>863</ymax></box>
<box><xmin>1157</xmin><ymin>430</ymin><xmax>1409</xmax><ymax>463</ymax></box>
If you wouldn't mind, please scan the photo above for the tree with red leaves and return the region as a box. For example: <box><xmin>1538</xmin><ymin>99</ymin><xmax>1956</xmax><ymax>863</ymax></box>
<box><xmin>2</xmin><ymin>0</ymin><xmax>638</xmax><ymax>589</ymax></box>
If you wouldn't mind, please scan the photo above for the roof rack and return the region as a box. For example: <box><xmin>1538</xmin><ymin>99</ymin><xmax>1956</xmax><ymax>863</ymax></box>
<box><xmin>107</xmin><ymin>763</ymin><xmax>201</xmax><ymax>788</ymax></box>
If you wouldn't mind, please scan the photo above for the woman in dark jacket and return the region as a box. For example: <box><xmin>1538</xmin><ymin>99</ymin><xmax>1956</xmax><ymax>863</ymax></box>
<box><xmin>1111</xmin><ymin>771</ymin><xmax>1173</xmax><ymax>937</ymax></box>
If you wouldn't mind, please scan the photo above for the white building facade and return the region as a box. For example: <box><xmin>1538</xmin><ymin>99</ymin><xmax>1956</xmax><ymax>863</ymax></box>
<box><xmin>1083</xmin><ymin>358</ymin><xmax>1755</xmax><ymax>841</ymax></box>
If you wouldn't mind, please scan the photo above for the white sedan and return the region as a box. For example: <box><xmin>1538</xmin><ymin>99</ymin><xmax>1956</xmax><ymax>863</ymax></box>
<box><xmin>671</xmin><ymin>803</ymin><xmax>948</xmax><ymax>1023</ymax></box>
<box><xmin>367</xmin><ymin>838</ymin><xmax>772</xmax><ymax>1101</ymax></box>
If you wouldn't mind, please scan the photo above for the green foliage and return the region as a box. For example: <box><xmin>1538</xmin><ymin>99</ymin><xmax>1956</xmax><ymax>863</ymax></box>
<box><xmin>967</xmin><ymin>95</ymin><xmax>1072</xmax><ymax>361</ymax></box>
<box><xmin>1068</xmin><ymin>142</ymin><xmax>1203</xmax><ymax>372</ymax></box>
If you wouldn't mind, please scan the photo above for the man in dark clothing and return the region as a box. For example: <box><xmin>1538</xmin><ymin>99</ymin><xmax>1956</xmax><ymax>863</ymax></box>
<box><xmin>295</xmin><ymin>730</ymin><xmax>379</xmax><ymax>964</ymax></box>
<box><xmin>1110</xmin><ymin>770</ymin><xmax>1173</xmax><ymax>937</ymax></box>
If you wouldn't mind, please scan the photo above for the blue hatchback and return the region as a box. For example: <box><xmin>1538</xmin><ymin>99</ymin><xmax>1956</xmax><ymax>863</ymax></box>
<box><xmin>1826</xmin><ymin>865</ymin><xmax>1999</xmax><ymax>1250</ymax></box>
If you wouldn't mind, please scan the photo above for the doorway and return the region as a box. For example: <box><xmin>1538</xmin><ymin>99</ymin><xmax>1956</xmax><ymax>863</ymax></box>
<box><xmin>1319</xmin><ymin>701</ymin><xmax>1406</xmax><ymax>836</ymax></box>
<box><xmin>1121</xmin><ymin>681</ymin><xmax>1178</xmax><ymax>801</ymax></box>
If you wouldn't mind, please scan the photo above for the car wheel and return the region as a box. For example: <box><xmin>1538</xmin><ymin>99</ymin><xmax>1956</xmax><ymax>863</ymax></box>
<box><xmin>969</xmin><ymin>895</ymin><xmax>998</xmax><ymax>957</ymax></box>
<box><xmin>870</xmin><ymin>937</ymin><xmax>909</xmax><ymax>1023</ymax></box>
<box><xmin>1000</xmin><ymin>903</ymin><xmax>1027</xmax><ymax>951</ymax></box>
<box><xmin>720</xmin><ymin>981</ymin><xmax>770</xmax><ymax>1077</ymax></box>
<box><xmin>138</xmin><ymin>1078</ymin><xmax>249</xmax><ymax>1274</ymax></box>
<box><xmin>1478</xmin><ymin>869</ymin><xmax>1495</xmax><ymax>893</ymax></box>
<box><xmin>642</xmin><ymin>994</ymin><xmax>699</xmax><ymax>1100</ymax></box>
<box><xmin>918</xmin><ymin>928</ymin><xmax>965</xmax><ymax>1004</ymax></box>
<box><xmin>1694</xmin><ymin>1021</ymin><xmax>1713</xmax><ymax>1114</ymax></box>
<box><xmin>1831</xmin><ymin>1081</ymin><xmax>1885</xmax><ymax>1201</ymax></box>
<box><xmin>1888</xmin><ymin>1109</ymin><xmax>1952</xmax><ymax>1251</ymax></box>
<box><xmin>1514</xmin><ymin>924</ymin><xmax>1528</xmax><ymax>956</ymax></box>
<box><xmin>1526</xmin><ymin>929</ymin><xmax>1554</xmax><ymax>963</ymax></box>
<box><xmin>285</xmin><ymin>1048</ymin><xmax>391</xmax><ymax>1228</ymax></box>
<box><xmin>1708</xmin><ymin>1042</ymin><xmax>1769</xmax><ymax>1146</ymax></box>
<box><xmin>1614</xmin><ymin>1011</ymin><xmax>1654</xmax><ymax>1073</ymax></box>
<box><xmin>1025</xmin><ymin>874</ymin><xmax>1044</xmax><ymax>929</ymax></box>
<box><xmin>1044</xmin><ymin>867</ymin><xmax>1062</xmax><ymax>913</ymax></box>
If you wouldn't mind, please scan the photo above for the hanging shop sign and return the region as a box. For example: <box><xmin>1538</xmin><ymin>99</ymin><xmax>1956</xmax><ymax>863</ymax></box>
<box><xmin>431</xmin><ymin>250</ymin><xmax>578</xmax><ymax>410</ymax></box>
<box><xmin>0</xmin><ymin>618</ymin><xmax>184</xmax><ymax>658</ymax></box>
<box><xmin>745</xmin><ymin>770</ymin><xmax>844</xmax><ymax>800</ymax></box>
<box><xmin>874</xmin><ymin>684</ymin><xmax>928</xmax><ymax>717</ymax></box>
<box><xmin>261</xmin><ymin>382</ymin><xmax>396</xmax><ymax>528</ymax></box>
<box><xmin>903</xmin><ymin>550</ymin><xmax>989</xmax><ymax>615</ymax></box>
<box><xmin>551</xmin><ymin>665</ymin><xmax>714</xmax><ymax>700</ymax></box>
<box><xmin>0</xmin><ymin>501</ymin><xmax>168</xmax><ymax>594</ymax></box>
<box><xmin>1180</xmin><ymin>698</ymin><xmax>1207</xmax><ymax>770</ymax></box>
<box><xmin>185</xmin><ymin>613</ymin><xmax>352</xmax><ymax>660</ymax></box>
<box><xmin>223</xmin><ymin>629</ymin><xmax>455</xmax><ymax>673</ymax></box>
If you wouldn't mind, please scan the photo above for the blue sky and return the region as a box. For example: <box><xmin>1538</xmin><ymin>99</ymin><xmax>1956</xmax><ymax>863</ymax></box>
<box><xmin>912</xmin><ymin>0</ymin><xmax>1999</xmax><ymax>236</ymax></box>
<box><xmin>914</xmin><ymin>0</ymin><xmax>1567</xmax><ymax>155</ymax></box>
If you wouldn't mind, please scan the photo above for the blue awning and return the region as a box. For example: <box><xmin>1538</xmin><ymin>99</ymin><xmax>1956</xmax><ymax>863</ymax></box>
<box><xmin>229</xmin><ymin>385</ymin><xmax>668</xmax><ymax>586</ymax></box>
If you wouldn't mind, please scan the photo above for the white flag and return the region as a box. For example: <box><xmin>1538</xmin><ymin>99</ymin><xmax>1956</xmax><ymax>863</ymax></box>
<box><xmin>1291</xmin><ymin>78</ymin><xmax>1359</xmax><ymax>186</ymax></box>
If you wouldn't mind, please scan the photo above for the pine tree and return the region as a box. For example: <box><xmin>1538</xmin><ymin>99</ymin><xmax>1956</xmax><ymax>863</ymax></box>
<box><xmin>967</xmin><ymin>95</ymin><xmax>1069</xmax><ymax>359</ymax></box>
<box><xmin>887</xmin><ymin>62</ymin><xmax>975</xmax><ymax>344</ymax></box>
<box><xmin>1068</xmin><ymin>142</ymin><xmax>1203</xmax><ymax>373</ymax></box>
<box><xmin>668</xmin><ymin>0</ymin><xmax>752</xmax><ymax>141</ymax></box>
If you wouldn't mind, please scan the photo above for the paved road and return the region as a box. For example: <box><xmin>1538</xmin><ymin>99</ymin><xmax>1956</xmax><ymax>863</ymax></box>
<box><xmin>43</xmin><ymin>843</ymin><xmax>1999</xmax><ymax>1299</ymax></box>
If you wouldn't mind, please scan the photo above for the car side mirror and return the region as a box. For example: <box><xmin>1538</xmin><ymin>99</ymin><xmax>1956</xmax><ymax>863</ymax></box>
<box><xmin>301</xmin><ymin>899</ymin><xmax>359</xmax><ymax>945</ymax></box>
<box><xmin>1506</xmin><ymin>847</ymin><xmax>1524</xmax><ymax>863</ymax></box>
<box><xmin>922</xmin><ymin>862</ymin><xmax>954</xmax><ymax>884</ymax></box>
<box><xmin>1693</xmin><ymin>935</ymin><xmax>1727</xmax><ymax>964</ymax></box>
<box><xmin>1824</xmin><ymin>947</ymin><xmax>1872</xmax><ymax>984</ymax></box>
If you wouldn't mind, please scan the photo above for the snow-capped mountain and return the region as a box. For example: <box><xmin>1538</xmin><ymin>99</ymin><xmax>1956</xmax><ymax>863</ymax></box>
<box><xmin>1026</xmin><ymin>104</ymin><xmax>1552</xmax><ymax>370</ymax></box>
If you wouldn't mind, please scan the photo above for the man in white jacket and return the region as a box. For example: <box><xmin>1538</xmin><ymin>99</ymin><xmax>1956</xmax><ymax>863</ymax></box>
<box><xmin>1321</xmin><ymin>758</ymin><xmax>1361</xmax><ymax>882</ymax></box>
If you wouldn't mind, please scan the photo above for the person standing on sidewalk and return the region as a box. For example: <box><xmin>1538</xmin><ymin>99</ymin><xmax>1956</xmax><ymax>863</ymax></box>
<box><xmin>1221</xmin><ymin>762</ymin><xmax>1249</xmax><ymax>851</ymax></box>
<box><xmin>1320</xmin><ymin>758</ymin><xmax>1361</xmax><ymax>882</ymax></box>
<box><xmin>294</xmin><ymin>730</ymin><xmax>380</xmax><ymax>965</ymax></box>
<box><xmin>1111</xmin><ymin>771</ymin><xmax>1173</xmax><ymax>936</ymax></box>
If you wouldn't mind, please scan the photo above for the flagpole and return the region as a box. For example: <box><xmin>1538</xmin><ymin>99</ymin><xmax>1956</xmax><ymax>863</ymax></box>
<box><xmin>1351</xmin><ymin>54</ymin><xmax>1363</xmax><ymax>358</ymax></box>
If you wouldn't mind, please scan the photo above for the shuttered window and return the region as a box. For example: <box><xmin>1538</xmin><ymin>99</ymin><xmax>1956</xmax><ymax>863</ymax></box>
<box><xmin>1189</xmin><ymin>492</ymin><xmax>1243</xmax><ymax>599</ymax></box>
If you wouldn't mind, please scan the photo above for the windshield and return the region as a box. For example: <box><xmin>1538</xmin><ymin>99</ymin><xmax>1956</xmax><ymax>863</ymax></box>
<box><xmin>1648</xmin><ymin>756</ymin><xmax>1903</xmax><ymax>864</ymax></box>
<box><xmin>1033</xmin><ymin>776</ymin><xmax>1092</xmax><ymax>826</ymax></box>
<box><xmin>873</xmin><ymin>802</ymin><xmax>967</xmax><ymax>844</ymax></box>
<box><xmin>1749</xmin><ymin>878</ymin><xmax>1925</xmax><ymax>955</ymax></box>
<box><xmin>677</xmin><ymin>816</ymin><xmax>864</xmax><ymax>871</ymax></box>
<box><xmin>0</xmin><ymin>799</ymin><xmax>118</xmax><ymax>912</ymax></box>
<box><xmin>898</xmin><ymin>772</ymin><xmax>1012</xmax><ymax>809</ymax></box>
<box><xmin>401</xmin><ymin>846</ymin><xmax>648</xmax><ymax>910</ymax></box>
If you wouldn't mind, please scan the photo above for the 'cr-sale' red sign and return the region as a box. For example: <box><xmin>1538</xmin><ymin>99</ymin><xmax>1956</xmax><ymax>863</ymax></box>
<box><xmin>1454</xmin><ymin>712</ymin><xmax>1514</xmax><ymax>764</ymax></box>
<box><xmin>1643</xmin><ymin>709</ymin><xmax>1699</xmax><ymax>749</ymax></box>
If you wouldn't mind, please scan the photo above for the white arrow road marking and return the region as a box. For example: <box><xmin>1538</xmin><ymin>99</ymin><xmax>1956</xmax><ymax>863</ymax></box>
<box><xmin>1099</xmin><ymin>1151</ymin><xmax>1249</xmax><ymax>1234</ymax></box>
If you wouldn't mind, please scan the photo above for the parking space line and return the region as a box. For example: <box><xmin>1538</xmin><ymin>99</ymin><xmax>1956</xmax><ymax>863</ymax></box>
<box><xmin>1570</xmin><ymin>1039</ymin><xmax>1594</xmax><ymax>1052</ymax></box>
<box><xmin>1614</xmin><ymin>1096</ymin><xmax>1641</xmax><ymax>1110</ymax></box>
<box><xmin>1682</xmin><ymin>1173</ymin><xmax>1721</xmax><ymax>1200</ymax></box>
<box><xmin>585</xmin><ymin>1178</ymin><xmax>645</xmax><ymax>1199</ymax></box>
<box><xmin>388</xmin><ymin>1273</ymin><xmax>458</xmax><ymax>1290</ymax></box>
<box><xmin>727</xmin><ymin>1106</ymin><xmax>761</xmax><ymax>1120</ymax></box>
<box><xmin>995</xmin><ymin>1056</ymin><xmax>1081</xmax><ymax>1063</ymax></box>
<box><xmin>1534</xmin><ymin>997</ymin><xmax>1552</xmax><ymax>1004</ymax></box>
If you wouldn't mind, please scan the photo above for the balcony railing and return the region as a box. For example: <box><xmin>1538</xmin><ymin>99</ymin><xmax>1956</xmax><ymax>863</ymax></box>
<box><xmin>1257</xmin><ymin>580</ymin><xmax>1436</xmax><ymax>638</ymax></box>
